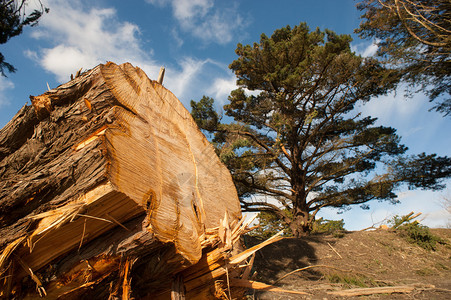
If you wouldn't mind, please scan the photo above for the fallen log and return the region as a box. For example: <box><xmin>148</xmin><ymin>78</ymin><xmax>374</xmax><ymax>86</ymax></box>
<box><xmin>327</xmin><ymin>284</ymin><xmax>435</xmax><ymax>297</ymax></box>
<box><xmin>0</xmin><ymin>62</ymin><xmax>251</xmax><ymax>298</ymax></box>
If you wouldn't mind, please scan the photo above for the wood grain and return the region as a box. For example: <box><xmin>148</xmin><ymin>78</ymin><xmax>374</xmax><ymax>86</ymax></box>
<box><xmin>0</xmin><ymin>62</ymin><xmax>241</xmax><ymax>298</ymax></box>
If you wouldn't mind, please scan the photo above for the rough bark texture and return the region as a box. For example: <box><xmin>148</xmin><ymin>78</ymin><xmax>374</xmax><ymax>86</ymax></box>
<box><xmin>0</xmin><ymin>62</ymin><xmax>243</xmax><ymax>298</ymax></box>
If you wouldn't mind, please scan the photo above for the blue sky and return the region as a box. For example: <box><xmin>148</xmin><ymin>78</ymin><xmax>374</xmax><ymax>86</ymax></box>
<box><xmin>1</xmin><ymin>0</ymin><xmax>450</xmax><ymax>229</ymax></box>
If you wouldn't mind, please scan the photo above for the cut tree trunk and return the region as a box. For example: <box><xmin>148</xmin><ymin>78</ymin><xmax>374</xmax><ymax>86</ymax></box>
<box><xmin>0</xmin><ymin>62</ymin><xmax>245</xmax><ymax>298</ymax></box>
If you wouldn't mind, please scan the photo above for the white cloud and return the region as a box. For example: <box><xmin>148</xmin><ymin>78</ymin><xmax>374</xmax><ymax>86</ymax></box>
<box><xmin>147</xmin><ymin>0</ymin><xmax>213</xmax><ymax>21</ymax></box>
<box><xmin>207</xmin><ymin>76</ymin><xmax>237</xmax><ymax>104</ymax></box>
<box><xmin>422</xmin><ymin>209</ymin><xmax>450</xmax><ymax>228</ymax></box>
<box><xmin>165</xmin><ymin>57</ymin><xmax>209</xmax><ymax>98</ymax></box>
<box><xmin>147</xmin><ymin>0</ymin><xmax>245</xmax><ymax>44</ymax></box>
<box><xmin>172</xmin><ymin>0</ymin><xmax>213</xmax><ymax>20</ymax></box>
<box><xmin>27</xmin><ymin>0</ymin><xmax>156</xmax><ymax>82</ymax></box>
<box><xmin>158</xmin><ymin>57</ymin><xmax>236</xmax><ymax>108</ymax></box>
<box><xmin>22</xmin><ymin>0</ymin><xmax>235</xmax><ymax>110</ymax></box>
<box><xmin>362</xmin><ymin>43</ymin><xmax>378</xmax><ymax>57</ymax></box>
<box><xmin>22</xmin><ymin>0</ymin><xmax>243</xmax><ymax>112</ymax></box>
<box><xmin>357</xmin><ymin>88</ymin><xmax>427</xmax><ymax>136</ymax></box>
<box><xmin>0</xmin><ymin>77</ymin><xmax>14</xmax><ymax>108</ymax></box>
<box><xmin>355</xmin><ymin>85</ymin><xmax>451</xmax><ymax>157</ymax></box>
<box><xmin>352</xmin><ymin>40</ymin><xmax>379</xmax><ymax>57</ymax></box>
<box><xmin>41</xmin><ymin>45</ymin><xmax>98</xmax><ymax>81</ymax></box>
<box><xmin>171</xmin><ymin>28</ymin><xmax>184</xmax><ymax>47</ymax></box>
<box><xmin>23</xmin><ymin>49</ymin><xmax>39</xmax><ymax>61</ymax></box>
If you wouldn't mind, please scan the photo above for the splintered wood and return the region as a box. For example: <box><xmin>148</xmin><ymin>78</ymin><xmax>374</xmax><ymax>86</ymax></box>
<box><xmin>0</xmin><ymin>62</ymin><xmax>264</xmax><ymax>298</ymax></box>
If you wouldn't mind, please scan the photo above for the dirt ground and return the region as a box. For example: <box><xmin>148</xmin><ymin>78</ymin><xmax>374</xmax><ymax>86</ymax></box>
<box><xmin>244</xmin><ymin>228</ymin><xmax>451</xmax><ymax>299</ymax></box>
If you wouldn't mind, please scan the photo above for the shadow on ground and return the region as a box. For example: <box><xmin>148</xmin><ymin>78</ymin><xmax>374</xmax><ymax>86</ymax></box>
<box><xmin>244</xmin><ymin>235</ymin><xmax>323</xmax><ymax>283</ymax></box>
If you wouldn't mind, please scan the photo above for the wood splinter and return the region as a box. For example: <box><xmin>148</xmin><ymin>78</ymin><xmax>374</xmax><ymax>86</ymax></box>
<box><xmin>157</xmin><ymin>66</ymin><xmax>165</xmax><ymax>84</ymax></box>
<box><xmin>75</xmin><ymin>67</ymin><xmax>83</xmax><ymax>78</ymax></box>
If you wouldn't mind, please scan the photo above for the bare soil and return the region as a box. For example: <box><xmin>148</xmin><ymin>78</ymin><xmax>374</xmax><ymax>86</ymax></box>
<box><xmin>244</xmin><ymin>229</ymin><xmax>451</xmax><ymax>299</ymax></box>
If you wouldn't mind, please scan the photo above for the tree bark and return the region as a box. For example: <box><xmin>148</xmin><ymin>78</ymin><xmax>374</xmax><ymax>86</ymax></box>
<box><xmin>290</xmin><ymin>209</ymin><xmax>311</xmax><ymax>237</ymax></box>
<box><xmin>290</xmin><ymin>174</ymin><xmax>312</xmax><ymax>237</ymax></box>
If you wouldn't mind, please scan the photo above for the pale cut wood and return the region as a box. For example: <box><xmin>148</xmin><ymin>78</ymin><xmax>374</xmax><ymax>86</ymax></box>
<box><xmin>230</xmin><ymin>278</ymin><xmax>309</xmax><ymax>295</ymax></box>
<box><xmin>157</xmin><ymin>66</ymin><xmax>165</xmax><ymax>84</ymax></box>
<box><xmin>19</xmin><ymin>182</ymin><xmax>143</xmax><ymax>272</ymax></box>
<box><xmin>99</xmin><ymin>62</ymin><xmax>241</xmax><ymax>262</ymax></box>
<box><xmin>0</xmin><ymin>62</ymin><xmax>242</xmax><ymax>298</ymax></box>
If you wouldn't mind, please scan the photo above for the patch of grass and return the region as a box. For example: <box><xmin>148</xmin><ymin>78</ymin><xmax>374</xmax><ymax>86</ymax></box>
<box><xmin>312</xmin><ymin>218</ymin><xmax>345</xmax><ymax>234</ymax></box>
<box><xmin>377</xmin><ymin>240</ymin><xmax>396</xmax><ymax>255</ymax></box>
<box><xmin>373</xmin><ymin>259</ymin><xmax>383</xmax><ymax>267</ymax></box>
<box><xmin>435</xmin><ymin>262</ymin><xmax>449</xmax><ymax>270</ymax></box>
<box><xmin>398</xmin><ymin>222</ymin><xmax>447</xmax><ymax>251</ymax></box>
<box><xmin>390</xmin><ymin>215</ymin><xmax>447</xmax><ymax>251</ymax></box>
<box><xmin>326</xmin><ymin>273</ymin><xmax>376</xmax><ymax>288</ymax></box>
<box><xmin>415</xmin><ymin>268</ymin><xmax>434</xmax><ymax>276</ymax></box>
<box><xmin>365</xmin><ymin>258</ymin><xmax>384</xmax><ymax>269</ymax></box>
<box><xmin>333</xmin><ymin>232</ymin><xmax>346</xmax><ymax>238</ymax></box>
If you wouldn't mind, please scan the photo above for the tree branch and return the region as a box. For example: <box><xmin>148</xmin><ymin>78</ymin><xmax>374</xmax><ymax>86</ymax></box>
<box><xmin>306</xmin><ymin>148</ymin><xmax>375</xmax><ymax>201</ymax></box>
<box><xmin>240</xmin><ymin>201</ymin><xmax>285</xmax><ymax>217</ymax></box>
<box><xmin>228</xmin><ymin>130</ymin><xmax>291</xmax><ymax>176</ymax></box>
<box><xmin>394</xmin><ymin>0</ymin><xmax>448</xmax><ymax>47</ymax></box>
<box><xmin>236</xmin><ymin>176</ymin><xmax>294</xmax><ymax>201</ymax></box>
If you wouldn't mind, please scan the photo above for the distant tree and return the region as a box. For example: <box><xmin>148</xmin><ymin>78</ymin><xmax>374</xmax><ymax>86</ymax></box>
<box><xmin>0</xmin><ymin>0</ymin><xmax>48</xmax><ymax>76</ymax></box>
<box><xmin>191</xmin><ymin>23</ymin><xmax>451</xmax><ymax>237</ymax></box>
<box><xmin>356</xmin><ymin>0</ymin><xmax>451</xmax><ymax>116</ymax></box>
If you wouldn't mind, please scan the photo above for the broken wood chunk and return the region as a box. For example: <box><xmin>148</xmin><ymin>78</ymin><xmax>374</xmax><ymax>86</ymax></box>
<box><xmin>0</xmin><ymin>62</ymin><xmax>246</xmax><ymax>298</ymax></box>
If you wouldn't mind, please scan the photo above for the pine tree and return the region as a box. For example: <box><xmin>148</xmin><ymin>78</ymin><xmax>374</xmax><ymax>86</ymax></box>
<box><xmin>0</xmin><ymin>0</ymin><xmax>48</xmax><ymax>76</ymax></box>
<box><xmin>192</xmin><ymin>23</ymin><xmax>451</xmax><ymax>237</ymax></box>
<box><xmin>356</xmin><ymin>0</ymin><xmax>451</xmax><ymax>116</ymax></box>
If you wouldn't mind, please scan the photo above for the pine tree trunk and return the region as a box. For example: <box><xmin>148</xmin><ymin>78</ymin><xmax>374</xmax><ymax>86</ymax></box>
<box><xmin>290</xmin><ymin>173</ymin><xmax>311</xmax><ymax>237</ymax></box>
<box><xmin>0</xmin><ymin>62</ymin><xmax>242</xmax><ymax>298</ymax></box>
<box><xmin>290</xmin><ymin>211</ymin><xmax>311</xmax><ymax>237</ymax></box>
